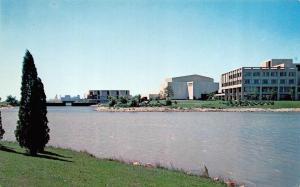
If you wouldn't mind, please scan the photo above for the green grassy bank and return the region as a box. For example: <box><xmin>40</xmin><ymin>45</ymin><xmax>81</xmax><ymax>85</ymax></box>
<box><xmin>173</xmin><ymin>100</ymin><xmax>300</xmax><ymax>109</ymax></box>
<box><xmin>0</xmin><ymin>142</ymin><xmax>224</xmax><ymax>187</ymax></box>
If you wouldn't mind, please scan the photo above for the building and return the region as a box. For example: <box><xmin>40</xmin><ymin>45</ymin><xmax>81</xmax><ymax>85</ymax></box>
<box><xmin>159</xmin><ymin>74</ymin><xmax>219</xmax><ymax>100</ymax></box>
<box><xmin>148</xmin><ymin>94</ymin><xmax>160</xmax><ymax>100</ymax></box>
<box><xmin>87</xmin><ymin>90</ymin><xmax>130</xmax><ymax>103</ymax></box>
<box><xmin>219</xmin><ymin>59</ymin><xmax>300</xmax><ymax>100</ymax></box>
<box><xmin>60</xmin><ymin>95</ymin><xmax>81</xmax><ymax>102</ymax></box>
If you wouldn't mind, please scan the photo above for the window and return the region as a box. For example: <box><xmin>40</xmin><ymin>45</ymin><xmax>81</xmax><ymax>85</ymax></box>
<box><xmin>253</xmin><ymin>72</ymin><xmax>260</xmax><ymax>77</ymax></box>
<box><xmin>280</xmin><ymin>72</ymin><xmax>287</xmax><ymax>77</ymax></box>
<box><xmin>244</xmin><ymin>79</ymin><xmax>250</xmax><ymax>84</ymax></box>
<box><xmin>271</xmin><ymin>72</ymin><xmax>278</xmax><ymax>77</ymax></box>
<box><xmin>271</xmin><ymin>79</ymin><xmax>277</xmax><ymax>84</ymax></box>
<box><xmin>262</xmin><ymin>72</ymin><xmax>270</xmax><ymax>77</ymax></box>
<box><xmin>262</xmin><ymin>79</ymin><xmax>268</xmax><ymax>84</ymax></box>
<box><xmin>289</xmin><ymin>79</ymin><xmax>295</xmax><ymax>84</ymax></box>
<box><xmin>280</xmin><ymin>79</ymin><xmax>286</xmax><ymax>84</ymax></box>
<box><xmin>289</xmin><ymin>72</ymin><xmax>296</xmax><ymax>77</ymax></box>
<box><xmin>279</xmin><ymin>87</ymin><xmax>283</xmax><ymax>92</ymax></box>
<box><xmin>244</xmin><ymin>87</ymin><xmax>252</xmax><ymax>92</ymax></box>
<box><xmin>245</xmin><ymin>72</ymin><xmax>252</xmax><ymax>77</ymax></box>
<box><xmin>254</xmin><ymin>79</ymin><xmax>260</xmax><ymax>84</ymax></box>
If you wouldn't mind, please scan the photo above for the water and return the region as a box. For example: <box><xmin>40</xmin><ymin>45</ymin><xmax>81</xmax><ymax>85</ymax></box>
<box><xmin>1</xmin><ymin>107</ymin><xmax>300</xmax><ymax>187</ymax></box>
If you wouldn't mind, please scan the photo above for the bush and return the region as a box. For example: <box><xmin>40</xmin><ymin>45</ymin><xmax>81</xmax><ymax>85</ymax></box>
<box><xmin>129</xmin><ymin>99</ymin><xmax>138</xmax><ymax>107</ymax></box>
<box><xmin>119</xmin><ymin>97</ymin><xmax>128</xmax><ymax>104</ymax></box>
<box><xmin>108</xmin><ymin>97</ymin><xmax>117</xmax><ymax>107</ymax></box>
<box><xmin>165</xmin><ymin>99</ymin><xmax>172</xmax><ymax>106</ymax></box>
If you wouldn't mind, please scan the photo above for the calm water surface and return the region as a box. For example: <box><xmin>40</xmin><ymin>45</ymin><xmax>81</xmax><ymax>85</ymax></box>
<box><xmin>1</xmin><ymin>107</ymin><xmax>300</xmax><ymax>187</ymax></box>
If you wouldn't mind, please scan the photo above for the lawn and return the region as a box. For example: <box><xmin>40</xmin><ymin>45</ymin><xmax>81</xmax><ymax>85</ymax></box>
<box><xmin>173</xmin><ymin>100</ymin><xmax>229</xmax><ymax>109</ymax></box>
<box><xmin>0</xmin><ymin>141</ymin><xmax>224</xmax><ymax>187</ymax></box>
<box><xmin>173</xmin><ymin>100</ymin><xmax>300</xmax><ymax>109</ymax></box>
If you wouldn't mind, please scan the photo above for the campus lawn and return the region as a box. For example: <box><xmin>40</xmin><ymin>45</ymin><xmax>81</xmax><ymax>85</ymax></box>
<box><xmin>0</xmin><ymin>141</ymin><xmax>224</xmax><ymax>187</ymax></box>
<box><xmin>259</xmin><ymin>101</ymin><xmax>300</xmax><ymax>109</ymax></box>
<box><xmin>173</xmin><ymin>100</ymin><xmax>300</xmax><ymax>109</ymax></box>
<box><xmin>173</xmin><ymin>100</ymin><xmax>229</xmax><ymax>109</ymax></box>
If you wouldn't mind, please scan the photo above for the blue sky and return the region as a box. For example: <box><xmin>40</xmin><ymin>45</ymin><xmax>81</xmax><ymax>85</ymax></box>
<box><xmin>1</xmin><ymin>0</ymin><xmax>300</xmax><ymax>99</ymax></box>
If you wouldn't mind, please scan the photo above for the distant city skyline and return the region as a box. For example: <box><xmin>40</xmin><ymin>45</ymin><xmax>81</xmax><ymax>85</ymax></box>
<box><xmin>1</xmin><ymin>0</ymin><xmax>300</xmax><ymax>99</ymax></box>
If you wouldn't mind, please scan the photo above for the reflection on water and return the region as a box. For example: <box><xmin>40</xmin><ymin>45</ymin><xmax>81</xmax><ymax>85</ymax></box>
<box><xmin>1</xmin><ymin>107</ymin><xmax>300</xmax><ymax>187</ymax></box>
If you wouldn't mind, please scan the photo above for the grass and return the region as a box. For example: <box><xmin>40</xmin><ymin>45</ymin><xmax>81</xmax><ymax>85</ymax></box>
<box><xmin>173</xmin><ymin>100</ymin><xmax>229</xmax><ymax>109</ymax></box>
<box><xmin>173</xmin><ymin>100</ymin><xmax>300</xmax><ymax>109</ymax></box>
<box><xmin>0</xmin><ymin>141</ymin><xmax>224</xmax><ymax>187</ymax></box>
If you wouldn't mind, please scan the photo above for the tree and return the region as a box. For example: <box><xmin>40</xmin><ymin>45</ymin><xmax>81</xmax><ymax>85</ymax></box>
<box><xmin>163</xmin><ymin>84</ymin><xmax>174</xmax><ymax>99</ymax></box>
<box><xmin>6</xmin><ymin>95</ymin><xmax>18</xmax><ymax>106</ymax></box>
<box><xmin>288</xmin><ymin>88</ymin><xmax>294</xmax><ymax>100</ymax></box>
<box><xmin>15</xmin><ymin>50</ymin><xmax>50</xmax><ymax>155</ymax></box>
<box><xmin>271</xmin><ymin>89</ymin><xmax>277</xmax><ymax>100</ymax></box>
<box><xmin>0</xmin><ymin>111</ymin><xmax>5</xmax><ymax>141</ymax></box>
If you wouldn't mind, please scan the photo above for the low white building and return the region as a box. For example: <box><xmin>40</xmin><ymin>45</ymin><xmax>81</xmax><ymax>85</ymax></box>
<box><xmin>60</xmin><ymin>95</ymin><xmax>81</xmax><ymax>102</ymax></box>
<box><xmin>87</xmin><ymin>90</ymin><xmax>130</xmax><ymax>103</ymax></box>
<box><xmin>160</xmin><ymin>74</ymin><xmax>219</xmax><ymax>100</ymax></box>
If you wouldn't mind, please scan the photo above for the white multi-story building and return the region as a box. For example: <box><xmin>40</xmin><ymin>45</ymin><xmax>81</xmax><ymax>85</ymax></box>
<box><xmin>87</xmin><ymin>90</ymin><xmax>130</xmax><ymax>103</ymax></box>
<box><xmin>219</xmin><ymin>59</ymin><xmax>300</xmax><ymax>100</ymax></box>
<box><xmin>60</xmin><ymin>95</ymin><xmax>81</xmax><ymax>102</ymax></box>
<box><xmin>159</xmin><ymin>74</ymin><xmax>219</xmax><ymax>100</ymax></box>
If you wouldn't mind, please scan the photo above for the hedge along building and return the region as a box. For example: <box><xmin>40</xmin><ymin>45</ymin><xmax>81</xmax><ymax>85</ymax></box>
<box><xmin>219</xmin><ymin>59</ymin><xmax>300</xmax><ymax>100</ymax></box>
<box><xmin>159</xmin><ymin>74</ymin><xmax>219</xmax><ymax>100</ymax></box>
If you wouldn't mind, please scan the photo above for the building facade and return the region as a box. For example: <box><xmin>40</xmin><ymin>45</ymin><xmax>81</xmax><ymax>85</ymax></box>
<box><xmin>220</xmin><ymin>59</ymin><xmax>300</xmax><ymax>100</ymax></box>
<box><xmin>87</xmin><ymin>90</ymin><xmax>130</xmax><ymax>103</ymax></box>
<box><xmin>160</xmin><ymin>74</ymin><xmax>219</xmax><ymax>100</ymax></box>
<box><xmin>60</xmin><ymin>95</ymin><xmax>81</xmax><ymax>102</ymax></box>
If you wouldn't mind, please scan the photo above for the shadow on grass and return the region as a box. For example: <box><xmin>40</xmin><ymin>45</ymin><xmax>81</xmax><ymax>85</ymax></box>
<box><xmin>41</xmin><ymin>150</ymin><xmax>72</xmax><ymax>159</ymax></box>
<box><xmin>0</xmin><ymin>145</ymin><xmax>73</xmax><ymax>163</ymax></box>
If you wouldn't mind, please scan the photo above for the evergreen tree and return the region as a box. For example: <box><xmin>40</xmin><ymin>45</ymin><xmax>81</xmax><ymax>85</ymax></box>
<box><xmin>164</xmin><ymin>84</ymin><xmax>174</xmax><ymax>99</ymax></box>
<box><xmin>15</xmin><ymin>50</ymin><xmax>49</xmax><ymax>155</ymax></box>
<box><xmin>0</xmin><ymin>111</ymin><xmax>5</xmax><ymax>141</ymax></box>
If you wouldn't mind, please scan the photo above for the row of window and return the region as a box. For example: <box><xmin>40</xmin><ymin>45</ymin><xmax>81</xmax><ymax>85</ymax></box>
<box><xmin>244</xmin><ymin>79</ymin><xmax>295</xmax><ymax>85</ymax></box>
<box><xmin>243</xmin><ymin>86</ymin><xmax>295</xmax><ymax>93</ymax></box>
<box><xmin>222</xmin><ymin>80</ymin><xmax>242</xmax><ymax>87</ymax></box>
<box><xmin>244</xmin><ymin>71</ymin><xmax>296</xmax><ymax>77</ymax></box>
<box><xmin>228</xmin><ymin>73</ymin><xmax>242</xmax><ymax>79</ymax></box>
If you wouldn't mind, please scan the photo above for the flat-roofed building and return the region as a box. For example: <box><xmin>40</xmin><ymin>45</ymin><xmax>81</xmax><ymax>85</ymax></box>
<box><xmin>220</xmin><ymin>59</ymin><xmax>300</xmax><ymax>100</ymax></box>
<box><xmin>87</xmin><ymin>90</ymin><xmax>130</xmax><ymax>103</ymax></box>
<box><xmin>159</xmin><ymin>74</ymin><xmax>219</xmax><ymax>100</ymax></box>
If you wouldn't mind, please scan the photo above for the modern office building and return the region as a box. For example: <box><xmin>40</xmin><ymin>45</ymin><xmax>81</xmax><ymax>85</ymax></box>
<box><xmin>87</xmin><ymin>90</ymin><xmax>130</xmax><ymax>103</ymax></box>
<box><xmin>219</xmin><ymin>59</ymin><xmax>300</xmax><ymax>100</ymax></box>
<box><xmin>159</xmin><ymin>74</ymin><xmax>219</xmax><ymax>100</ymax></box>
<box><xmin>60</xmin><ymin>95</ymin><xmax>81</xmax><ymax>102</ymax></box>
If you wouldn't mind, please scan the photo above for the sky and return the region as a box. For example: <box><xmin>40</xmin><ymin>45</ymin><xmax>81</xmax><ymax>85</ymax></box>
<box><xmin>1</xmin><ymin>0</ymin><xmax>300</xmax><ymax>100</ymax></box>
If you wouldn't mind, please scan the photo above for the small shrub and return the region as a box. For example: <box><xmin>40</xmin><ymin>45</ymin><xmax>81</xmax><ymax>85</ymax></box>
<box><xmin>165</xmin><ymin>99</ymin><xmax>172</xmax><ymax>106</ymax></box>
<box><xmin>108</xmin><ymin>97</ymin><xmax>117</xmax><ymax>107</ymax></box>
<box><xmin>119</xmin><ymin>97</ymin><xmax>128</xmax><ymax>104</ymax></box>
<box><xmin>129</xmin><ymin>99</ymin><xmax>138</xmax><ymax>107</ymax></box>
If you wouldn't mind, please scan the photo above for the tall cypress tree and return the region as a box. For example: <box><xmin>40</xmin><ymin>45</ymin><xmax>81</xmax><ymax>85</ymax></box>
<box><xmin>15</xmin><ymin>50</ymin><xmax>50</xmax><ymax>155</ymax></box>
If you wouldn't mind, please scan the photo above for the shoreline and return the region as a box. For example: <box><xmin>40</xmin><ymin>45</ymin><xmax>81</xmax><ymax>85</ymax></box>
<box><xmin>95</xmin><ymin>106</ymin><xmax>300</xmax><ymax>112</ymax></box>
<box><xmin>1</xmin><ymin>141</ymin><xmax>227</xmax><ymax>187</ymax></box>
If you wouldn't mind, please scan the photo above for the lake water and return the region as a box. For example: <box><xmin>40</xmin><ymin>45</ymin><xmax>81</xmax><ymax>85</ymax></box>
<box><xmin>1</xmin><ymin>107</ymin><xmax>300</xmax><ymax>187</ymax></box>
